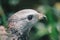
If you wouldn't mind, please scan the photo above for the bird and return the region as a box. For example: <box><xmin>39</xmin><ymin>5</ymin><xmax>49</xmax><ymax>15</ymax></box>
<box><xmin>0</xmin><ymin>9</ymin><xmax>46</xmax><ymax>40</ymax></box>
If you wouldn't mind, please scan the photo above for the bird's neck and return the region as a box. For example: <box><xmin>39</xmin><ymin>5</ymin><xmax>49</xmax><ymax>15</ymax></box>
<box><xmin>8</xmin><ymin>28</ymin><xmax>29</xmax><ymax>40</ymax></box>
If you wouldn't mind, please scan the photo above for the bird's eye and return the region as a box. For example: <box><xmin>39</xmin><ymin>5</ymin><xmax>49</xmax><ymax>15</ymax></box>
<box><xmin>27</xmin><ymin>15</ymin><xmax>33</xmax><ymax>20</ymax></box>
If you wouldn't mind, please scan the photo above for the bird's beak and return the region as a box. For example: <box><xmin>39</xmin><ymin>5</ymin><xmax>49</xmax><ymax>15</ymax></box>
<box><xmin>38</xmin><ymin>13</ymin><xmax>47</xmax><ymax>20</ymax></box>
<box><xmin>37</xmin><ymin>13</ymin><xmax>48</xmax><ymax>23</ymax></box>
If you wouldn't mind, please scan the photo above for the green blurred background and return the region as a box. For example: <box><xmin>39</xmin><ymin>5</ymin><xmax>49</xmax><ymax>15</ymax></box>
<box><xmin>0</xmin><ymin>0</ymin><xmax>60</xmax><ymax>40</ymax></box>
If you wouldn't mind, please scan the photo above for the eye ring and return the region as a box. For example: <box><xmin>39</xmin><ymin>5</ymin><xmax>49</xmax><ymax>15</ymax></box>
<box><xmin>27</xmin><ymin>15</ymin><xmax>33</xmax><ymax>20</ymax></box>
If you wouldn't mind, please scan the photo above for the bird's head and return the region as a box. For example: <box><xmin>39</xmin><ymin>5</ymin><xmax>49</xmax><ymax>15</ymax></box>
<box><xmin>8</xmin><ymin>9</ymin><xmax>46</xmax><ymax>35</ymax></box>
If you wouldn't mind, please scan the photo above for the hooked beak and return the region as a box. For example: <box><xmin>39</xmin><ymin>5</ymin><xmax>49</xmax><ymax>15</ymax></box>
<box><xmin>38</xmin><ymin>13</ymin><xmax>47</xmax><ymax>20</ymax></box>
<box><xmin>38</xmin><ymin>13</ymin><xmax>47</xmax><ymax>23</ymax></box>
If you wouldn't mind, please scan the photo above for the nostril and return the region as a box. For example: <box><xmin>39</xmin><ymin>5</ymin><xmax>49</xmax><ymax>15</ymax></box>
<box><xmin>43</xmin><ymin>17</ymin><xmax>46</xmax><ymax>20</ymax></box>
<box><xmin>39</xmin><ymin>17</ymin><xmax>48</xmax><ymax>25</ymax></box>
<box><xmin>43</xmin><ymin>16</ymin><xmax>47</xmax><ymax>21</ymax></box>
<box><xmin>40</xmin><ymin>17</ymin><xmax>47</xmax><ymax>21</ymax></box>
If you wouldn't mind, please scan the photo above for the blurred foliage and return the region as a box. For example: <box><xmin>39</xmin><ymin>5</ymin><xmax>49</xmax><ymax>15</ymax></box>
<box><xmin>0</xmin><ymin>0</ymin><xmax>60</xmax><ymax>40</ymax></box>
<box><xmin>0</xmin><ymin>5</ymin><xmax>8</xmax><ymax>28</ymax></box>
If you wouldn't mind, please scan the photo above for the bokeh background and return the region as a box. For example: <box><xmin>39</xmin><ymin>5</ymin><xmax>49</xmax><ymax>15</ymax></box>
<box><xmin>0</xmin><ymin>0</ymin><xmax>60</xmax><ymax>40</ymax></box>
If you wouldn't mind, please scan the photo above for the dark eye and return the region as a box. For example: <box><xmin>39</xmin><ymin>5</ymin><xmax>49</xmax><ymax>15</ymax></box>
<box><xmin>27</xmin><ymin>15</ymin><xmax>33</xmax><ymax>20</ymax></box>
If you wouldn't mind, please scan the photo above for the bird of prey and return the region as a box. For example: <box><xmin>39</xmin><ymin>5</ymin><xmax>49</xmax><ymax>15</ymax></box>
<box><xmin>0</xmin><ymin>9</ymin><xmax>46</xmax><ymax>40</ymax></box>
